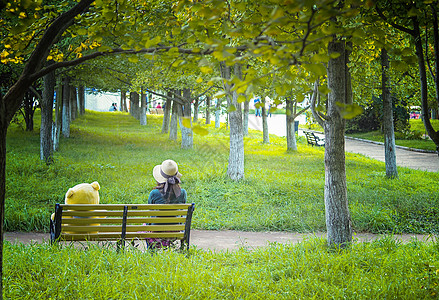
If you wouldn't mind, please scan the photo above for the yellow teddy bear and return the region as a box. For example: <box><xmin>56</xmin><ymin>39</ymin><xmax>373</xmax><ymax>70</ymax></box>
<box><xmin>65</xmin><ymin>181</ymin><xmax>100</xmax><ymax>205</ymax></box>
<box><xmin>51</xmin><ymin>181</ymin><xmax>100</xmax><ymax>227</ymax></box>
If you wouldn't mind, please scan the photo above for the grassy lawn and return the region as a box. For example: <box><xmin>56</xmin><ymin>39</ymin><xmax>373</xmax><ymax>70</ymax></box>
<box><xmin>5</xmin><ymin>110</ymin><xmax>439</xmax><ymax>234</ymax></box>
<box><xmin>5</xmin><ymin>111</ymin><xmax>439</xmax><ymax>299</ymax></box>
<box><xmin>347</xmin><ymin>120</ymin><xmax>439</xmax><ymax>152</ymax></box>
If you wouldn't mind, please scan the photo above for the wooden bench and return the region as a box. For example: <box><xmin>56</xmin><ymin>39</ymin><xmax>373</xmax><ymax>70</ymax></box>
<box><xmin>304</xmin><ymin>131</ymin><xmax>325</xmax><ymax>147</ymax></box>
<box><xmin>149</xmin><ymin>108</ymin><xmax>164</xmax><ymax>115</ymax></box>
<box><xmin>50</xmin><ymin>203</ymin><xmax>195</xmax><ymax>250</ymax></box>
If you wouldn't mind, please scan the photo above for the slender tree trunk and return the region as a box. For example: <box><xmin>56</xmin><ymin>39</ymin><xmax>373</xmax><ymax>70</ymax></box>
<box><xmin>140</xmin><ymin>90</ymin><xmax>147</xmax><ymax>125</ymax></box>
<box><xmin>53</xmin><ymin>78</ymin><xmax>62</xmax><ymax>151</ymax></box>
<box><xmin>23</xmin><ymin>91</ymin><xmax>34</xmax><ymax>131</ymax></box>
<box><xmin>221</xmin><ymin>62</ymin><xmax>244</xmax><ymax>181</ymax></box>
<box><xmin>286</xmin><ymin>98</ymin><xmax>297</xmax><ymax>151</ymax></box>
<box><xmin>381</xmin><ymin>49</ymin><xmax>398</xmax><ymax>178</ymax></box>
<box><xmin>78</xmin><ymin>85</ymin><xmax>85</xmax><ymax>115</ymax></box>
<box><xmin>413</xmin><ymin>17</ymin><xmax>439</xmax><ymax>152</ymax></box>
<box><xmin>41</xmin><ymin>66</ymin><xmax>55</xmax><ymax>163</ymax></box>
<box><xmin>215</xmin><ymin>99</ymin><xmax>221</xmax><ymax>128</ymax></box>
<box><xmin>324</xmin><ymin>40</ymin><xmax>352</xmax><ymax>247</ymax></box>
<box><xmin>62</xmin><ymin>77</ymin><xmax>70</xmax><ymax>138</ymax></box>
<box><xmin>170</xmin><ymin>100</ymin><xmax>179</xmax><ymax>141</ymax></box>
<box><xmin>70</xmin><ymin>86</ymin><xmax>77</xmax><ymax>121</ymax></box>
<box><xmin>193</xmin><ymin>98</ymin><xmax>199</xmax><ymax>123</ymax></box>
<box><xmin>181</xmin><ymin>88</ymin><xmax>193</xmax><ymax>149</ymax></box>
<box><xmin>261</xmin><ymin>98</ymin><xmax>269</xmax><ymax>143</ymax></box>
<box><xmin>162</xmin><ymin>91</ymin><xmax>172</xmax><ymax>133</ymax></box>
<box><xmin>243</xmin><ymin>100</ymin><xmax>249</xmax><ymax>135</ymax></box>
<box><xmin>206</xmin><ymin>95</ymin><xmax>211</xmax><ymax>125</ymax></box>
<box><xmin>120</xmin><ymin>90</ymin><xmax>127</xmax><ymax>112</ymax></box>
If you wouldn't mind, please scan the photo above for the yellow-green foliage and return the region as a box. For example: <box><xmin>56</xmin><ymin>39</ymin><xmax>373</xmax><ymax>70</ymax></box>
<box><xmin>5</xmin><ymin>110</ymin><xmax>439</xmax><ymax>234</ymax></box>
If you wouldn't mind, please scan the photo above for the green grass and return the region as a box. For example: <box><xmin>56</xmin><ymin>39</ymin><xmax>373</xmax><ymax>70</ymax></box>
<box><xmin>4</xmin><ymin>237</ymin><xmax>439</xmax><ymax>299</ymax></box>
<box><xmin>5</xmin><ymin>110</ymin><xmax>439</xmax><ymax>234</ymax></box>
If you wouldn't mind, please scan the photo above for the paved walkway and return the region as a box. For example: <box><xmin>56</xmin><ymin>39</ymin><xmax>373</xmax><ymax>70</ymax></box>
<box><xmin>4</xmin><ymin>230</ymin><xmax>433</xmax><ymax>251</ymax></box>
<box><xmin>248</xmin><ymin>114</ymin><xmax>439</xmax><ymax>172</ymax></box>
<box><xmin>5</xmin><ymin>115</ymin><xmax>438</xmax><ymax>251</ymax></box>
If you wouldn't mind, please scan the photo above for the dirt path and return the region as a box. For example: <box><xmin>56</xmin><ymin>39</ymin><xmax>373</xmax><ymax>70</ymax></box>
<box><xmin>5</xmin><ymin>230</ymin><xmax>434</xmax><ymax>251</ymax></box>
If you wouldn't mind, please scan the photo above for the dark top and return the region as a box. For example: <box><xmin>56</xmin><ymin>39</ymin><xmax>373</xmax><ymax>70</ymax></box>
<box><xmin>147</xmin><ymin>188</ymin><xmax>187</xmax><ymax>204</ymax></box>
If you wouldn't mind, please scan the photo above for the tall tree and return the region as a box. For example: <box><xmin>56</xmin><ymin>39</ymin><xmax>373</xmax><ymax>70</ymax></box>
<box><xmin>41</xmin><ymin>64</ymin><xmax>55</xmax><ymax>164</ymax></box>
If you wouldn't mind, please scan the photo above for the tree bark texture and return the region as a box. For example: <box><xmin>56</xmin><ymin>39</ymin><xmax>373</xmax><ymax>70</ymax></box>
<box><xmin>215</xmin><ymin>99</ymin><xmax>221</xmax><ymax>128</ymax></box>
<box><xmin>286</xmin><ymin>99</ymin><xmax>297</xmax><ymax>151</ymax></box>
<box><xmin>78</xmin><ymin>85</ymin><xmax>85</xmax><ymax>115</ymax></box>
<box><xmin>324</xmin><ymin>40</ymin><xmax>352</xmax><ymax>247</ymax></box>
<box><xmin>243</xmin><ymin>100</ymin><xmax>249</xmax><ymax>135</ymax></box>
<box><xmin>70</xmin><ymin>86</ymin><xmax>77</xmax><ymax>121</ymax></box>
<box><xmin>53</xmin><ymin>78</ymin><xmax>62</xmax><ymax>151</ymax></box>
<box><xmin>61</xmin><ymin>77</ymin><xmax>71</xmax><ymax>138</ymax></box>
<box><xmin>221</xmin><ymin>62</ymin><xmax>245</xmax><ymax>181</ymax></box>
<box><xmin>140</xmin><ymin>91</ymin><xmax>147</xmax><ymax>125</ymax></box>
<box><xmin>193</xmin><ymin>98</ymin><xmax>199</xmax><ymax>123</ymax></box>
<box><xmin>161</xmin><ymin>91</ymin><xmax>172</xmax><ymax>133</ymax></box>
<box><xmin>381</xmin><ymin>49</ymin><xmax>398</xmax><ymax>178</ymax></box>
<box><xmin>169</xmin><ymin>100</ymin><xmax>179</xmax><ymax>141</ymax></box>
<box><xmin>130</xmin><ymin>91</ymin><xmax>140</xmax><ymax>120</ymax></box>
<box><xmin>180</xmin><ymin>88</ymin><xmax>193</xmax><ymax>149</ymax></box>
<box><xmin>205</xmin><ymin>95</ymin><xmax>211</xmax><ymax>125</ymax></box>
<box><xmin>120</xmin><ymin>90</ymin><xmax>127</xmax><ymax>112</ymax></box>
<box><xmin>261</xmin><ymin>98</ymin><xmax>269</xmax><ymax>143</ymax></box>
<box><xmin>41</xmin><ymin>67</ymin><xmax>55</xmax><ymax>163</ymax></box>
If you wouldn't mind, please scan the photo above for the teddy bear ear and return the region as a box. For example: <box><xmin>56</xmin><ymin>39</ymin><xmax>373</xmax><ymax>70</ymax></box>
<box><xmin>66</xmin><ymin>188</ymin><xmax>74</xmax><ymax>199</ymax></box>
<box><xmin>90</xmin><ymin>181</ymin><xmax>100</xmax><ymax>191</ymax></box>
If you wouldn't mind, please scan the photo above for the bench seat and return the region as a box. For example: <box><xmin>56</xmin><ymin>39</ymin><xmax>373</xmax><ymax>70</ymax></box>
<box><xmin>50</xmin><ymin>203</ymin><xmax>195</xmax><ymax>250</ymax></box>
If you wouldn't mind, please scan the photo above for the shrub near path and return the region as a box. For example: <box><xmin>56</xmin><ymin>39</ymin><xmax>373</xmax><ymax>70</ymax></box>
<box><xmin>5</xmin><ymin>111</ymin><xmax>439</xmax><ymax>235</ymax></box>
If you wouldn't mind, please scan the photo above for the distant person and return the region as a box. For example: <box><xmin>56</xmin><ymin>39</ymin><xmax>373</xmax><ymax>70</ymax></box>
<box><xmin>109</xmin><ymin>103</ymin><xmax>117</xmax><ymax>111</ymax></box>
<box><xmin>156</xmin><ymin>103</ymin><xmax>162</xmax><ymax>109</ymax></box>
<box><xmin>254</xmin><ymin>98</ymin><xmax>261</xmax><ymax>117</ymax></box>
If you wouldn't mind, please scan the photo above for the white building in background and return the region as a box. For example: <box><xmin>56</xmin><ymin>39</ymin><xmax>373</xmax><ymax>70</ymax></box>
<box><xmin>85</xmin><ymin>90</ymin><xmax>120</xmax><ymax>112</ymax></box>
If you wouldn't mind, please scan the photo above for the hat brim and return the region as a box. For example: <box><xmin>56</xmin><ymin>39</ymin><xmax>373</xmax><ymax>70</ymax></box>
<box><xmin>153</xmin><ymin>165</ymin><xmax>182</xmax><ymax>183</ymax></box>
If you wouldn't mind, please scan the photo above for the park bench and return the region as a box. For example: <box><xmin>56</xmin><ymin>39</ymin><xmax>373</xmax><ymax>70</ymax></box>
<box><xmin>50</xmin><ymin>203</ymin><xmax>195</xmax><ymax>250</ymax></box>
<box><xmin>149</xmin><ymin>108</ymin><xmax>164</xmax><ymax>115</ymax></box>
<box><xmin>304</xmin><ymin>131</ymin><xmax>325</xmax><ymax>147</ymax></box>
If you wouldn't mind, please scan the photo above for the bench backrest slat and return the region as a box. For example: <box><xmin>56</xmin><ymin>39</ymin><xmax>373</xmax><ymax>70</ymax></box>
<box><xmin>50</xmin><ymin>203</ymin><xmax>195</xmax><ymax>250</ymax></box>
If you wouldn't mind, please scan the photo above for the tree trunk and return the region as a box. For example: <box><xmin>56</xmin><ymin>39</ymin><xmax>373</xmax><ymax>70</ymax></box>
<box><xmin>193</xmin><ymin>97</ymin><xmax>199</xmax><ymax>123</ymax></box>
<box><xmin>162</xmin><ymin>91</ymin><xmax>172</xmax><ymax>134</ymax></box>
<box><xmin>381</xmin><ymin>48</ymin><xmax>398</xmax><ymax>178</ymax></box>
<box><xmin>53</xmin><ymin>78</ymin><xmax>62</xmax><ymax>151</ymax></box>
<box><xmin>286</xmin><ymin>98</ymin><xmax>297</xmax><ymax>151</ymax></box>
<box><xmin>261</xmin><ymin>98</ymin><xmax>269</xmax><ymax>143</ymax></box>
<box><xmin>78</xmin><ymin>85</ymin><xmax>85</xmax><ymax>115</ymax></box>
<box><xmin>120</xmin><ymin>90</ymin><xmax>127</xmax><ymax>112</ymax></box>
<box><xmin>23</xmin><ymin>91</ymin><xmax>34</xmax><ymax>131</ymax></box>
<box><xmin>221</xmin><ymin>62</ymin><xmax>245</xmax><ymax>181</ymax></box>
<box><xmin>412</xmin><ymin>17</ymin><xmax>439</xmax><ymax>152</ymax></box>
<box><xmin>324</xmin><ymin>40</ymin><xmax>352</xmax><ymax>248</ymax></box>
<box><xmin>70</xmin><ymin>86</ymin><xmax>77</xmax><ymax>121</ymax></box>
<box><xmin>181</xmin><ymin>88</ymin><xmax>193</xmax><ymax>149</ymax></box>
<box><xmin>169</xmin><ymin>100</ymin><xmax>179</xmax><ymax>141</ymax></box>
<box><xmin>140</xmin><ymin>90</ymin><xmax>147</xmax><ymax>125</ymax></box>
<box><xmin>243</xmin><ymin>99</ymin><xmax>249</xmax><ymax>135</ymax></box>
<box><xmin>215</xmin><ymin>98</ymin><xmax>221</xmax><ymax>128</ymax></box>
<box><xmin>62</xmin><ymin>77</ymin><xmax>71</xmax><ymax>138</ymax></box>
<box><xmin>205</xmin><ymin>95</ymin><xmax>211</xmax><ymax>125</ymax></box>
<box><xmin>41</xmin><ymin>67</ymin><xmax>55</xmax><ymax>163</ymax></box>
<box><xmin>130</xmin><ymin>91</ymin><xmax>140</xmax><ymax>119</ymax></box>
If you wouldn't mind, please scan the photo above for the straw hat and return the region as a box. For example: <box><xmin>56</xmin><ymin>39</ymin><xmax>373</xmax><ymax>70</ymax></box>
<box><xmin>153</xmin><ymin>160</ymin><xmax>182</xmax><ymax>183</ymax></box>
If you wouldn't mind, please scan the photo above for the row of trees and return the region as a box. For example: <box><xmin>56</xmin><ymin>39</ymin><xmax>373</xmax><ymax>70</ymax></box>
<box><xmin>2</xmin><ymin>1</ymin><xmax>439</xmax><ymax>297</ymax></box>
